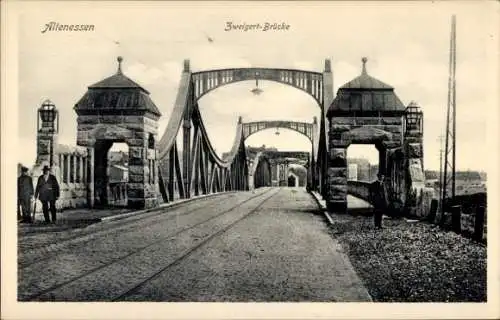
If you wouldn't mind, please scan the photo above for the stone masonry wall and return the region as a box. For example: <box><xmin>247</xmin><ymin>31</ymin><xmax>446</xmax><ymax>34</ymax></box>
<box><xmin>403</xmin><ymin>126</ymin><xmax>428</xmax><ymax>217</ymax></box>
<box><xmin>76</xmin><ymin>114</ymin><xmax>159</xmax><ymax>209</ymax></box>
<box><xmin>326</xmin><ymin>116</ymin><xmax>404</xmax><ymax>212</ymax></box>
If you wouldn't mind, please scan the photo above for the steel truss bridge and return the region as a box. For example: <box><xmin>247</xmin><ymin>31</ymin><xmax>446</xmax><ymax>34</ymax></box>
<box><xmin>157</xmin><ymin>60</ymin><xmax>332</xmax><ymax>203</ymax></box>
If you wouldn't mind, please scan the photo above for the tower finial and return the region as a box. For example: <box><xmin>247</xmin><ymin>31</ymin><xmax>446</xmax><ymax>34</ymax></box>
<box><xmin>117</xmin><ymin>56</ymin><xmax>123</xmax><ymax>74</ymax></box>
<box><xmin>324</xmin><ymin>59</ymin><xmax>331</xmax><ymax>72</ymax></box>
<box><xmin>361</xmin><ymin>57</ymin><xmax>368</xmax><ymax>75</ymax></box>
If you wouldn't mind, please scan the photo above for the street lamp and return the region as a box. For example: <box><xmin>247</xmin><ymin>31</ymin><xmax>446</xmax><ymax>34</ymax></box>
<box><xmin>405</xmin><ymin>101</ymin><xmax>423</xmax><ymax>134</ymax></box>
<box><xmin>38</xmin><ymin>99</ymin><xmax>59</xmax><ymax>133</ymax></box>
<box><xmin>251</xmin><ymin>71</ymin><xmax>263</xmax><ymax>95</ymax></box>
<box><xmin>38</xmin><ymin>99</ymin><xmax>59</xmax><ymax>166</ymax></box>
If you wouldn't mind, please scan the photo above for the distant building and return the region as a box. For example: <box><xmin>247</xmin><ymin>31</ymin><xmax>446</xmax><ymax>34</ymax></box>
<box><xmin>246</xmin><ymin>145</ymin><xmax>279</xmax><ymax>154</ymax></box>
<box><xmin>108</xmin><ymin>164</ymin><xmax>128</xmax><ymax>183</ymax></box>
<box><xmin>347</xmin><ymin>158</ymin><xmax>371</xmax><ymax>181</ymax></box>
<box><xmin>348</xmin><ymin>164</ymin><xmax>358</xmax><ymax>180</ymax></box>
<box><xmin>429</xmin><ymin>170</ymin><xmax>487</xmax><ymax>197</ymax></box>
<box><xmin>288</xmin><ymin>165</ymin><xmax>307</xmax><ymax>187</ymax></box>
<box><xmin>369</xmin><ymin>164</ymin><xmax>378</xmax><ymax>181</ymax></box>
<box><xmin>108</xmin><ymin>151</ymin><xmax>128</xmax><ymax>166</ymax></box>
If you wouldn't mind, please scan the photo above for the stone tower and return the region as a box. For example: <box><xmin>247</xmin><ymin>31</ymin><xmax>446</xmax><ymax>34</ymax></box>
<box><xmin>74</xmin><ymin>57</ymin><xmax>162</xmax><ymax>209</ymax></box>
<box><xmin>326</xmin><ymin>58</ymin><xmax>407</xmax><ymax>213</ymax></box>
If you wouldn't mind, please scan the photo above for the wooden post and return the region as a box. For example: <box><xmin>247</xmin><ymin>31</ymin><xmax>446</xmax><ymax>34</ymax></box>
<box><xmin>438</xmin><ymin>199</ymin><xmax>447</xmax><ymax>228</ymax></box>
<box><xmin>474</xmin><ymin>205</ymin><xmax>485</xmax><ymax>242</ymax></box>
<box><xmin>451</xmin><ymin>205</ymin><xmax>461</xmax><ymax>233</ymax></box>
<box><xmin>428</xmin><ymin>199</ymin><xmax>438</xmax><ymax>223</ymax></box>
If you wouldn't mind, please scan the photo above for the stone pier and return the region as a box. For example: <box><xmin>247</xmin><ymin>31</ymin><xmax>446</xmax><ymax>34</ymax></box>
<box><xmin>74</xmin><ymin>57</ymin><xmax>162</xmax><ymax>209</ymax></box>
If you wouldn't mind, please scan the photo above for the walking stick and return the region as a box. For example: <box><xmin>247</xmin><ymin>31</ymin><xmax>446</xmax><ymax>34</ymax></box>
<box><xmin>32</xmin><ymin>199</ymin><xmax>37</xmax><ymax>223</ymax></box>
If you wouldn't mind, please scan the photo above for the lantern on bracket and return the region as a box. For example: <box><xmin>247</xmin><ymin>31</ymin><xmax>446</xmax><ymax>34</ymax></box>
<box><xmin>251</xmin><ymin>71</ymin><xmax>263</xmax><ymax>95</ymax></box>
<box><xmin>37</xmin><ymin>99</ymin><xmax>59</xmax><ymax>167</ymax></box>
<box><xmin>405</xmin><ymin>101</ymin><xmax>423</xmax><ymax>134</ymax></box>
<box><xmin>38</xmin><ymin>99</ymin><xmax>59</xmax><ymax>134</ymax></box>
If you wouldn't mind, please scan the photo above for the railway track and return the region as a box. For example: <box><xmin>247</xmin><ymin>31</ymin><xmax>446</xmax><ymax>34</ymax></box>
<box><xmin>18</xmin><ymin>192</ymin><xmax>241</xmax><ymax>267</ymax></box>
<box><xmin>112</xmin><ymin>188</ymin><xmax>280</xmax><ymax>301</ymax></box>
<box><xmin>20</xmin><ymin>188</ymin><xmax>279</xmax><ymax>301</ymax></box>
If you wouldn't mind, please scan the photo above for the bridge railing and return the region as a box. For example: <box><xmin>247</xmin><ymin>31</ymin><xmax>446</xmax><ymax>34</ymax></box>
<box><xmin>30</xmin><ymin>144</ymin><xmax>89</xmax><ymax>212</ymax></box>
<box><xmin>314</xmin><ymin>108</ymin><xmax>328</xmax><ymax>197</ymax></box>
<box><xmin>431</xmin><ymin>192</ymin><xmax>487</xmax><ymax>243</ymax></box>
<box><xmin>247</xmin><ymin>151</ymin><xmax>263</xmax><ymax>190</ymax></box>
<box><xmin>347</xmin><ymin>180</ymin><xmax>373</xmax><ymax>204</ymax></box>
<box><xmin>347</xmin><ymin>180</ymin><xmax>487</xmax><ymax>243</ymax></box>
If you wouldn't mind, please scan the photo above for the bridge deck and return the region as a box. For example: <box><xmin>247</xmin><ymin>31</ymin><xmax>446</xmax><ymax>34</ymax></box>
<box><xmin>18</xmin><ymin>187</ymin><xmax>371</xmax><ymax>302</ymax></box>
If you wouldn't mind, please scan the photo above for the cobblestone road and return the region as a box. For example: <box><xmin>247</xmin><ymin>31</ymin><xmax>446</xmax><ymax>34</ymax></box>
<box><xmin>18</xmin><ymin>187</ymin><xmax>371</xmax><ymax>302</ymax></box>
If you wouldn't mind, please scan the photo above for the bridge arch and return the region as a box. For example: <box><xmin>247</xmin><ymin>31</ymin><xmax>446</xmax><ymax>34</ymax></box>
<box><xmin>243</xmin><ymin>120</ymin><xmax>318</xmax><ymax>190</ymax></box>
<box><xmin>180</xmin><ymin>59</ymin><xmax>332</xmax><ymax>197</ymax></box>
<box><xmin>191</xmin><ymin>67</ymin><xmax>325</xmax><ymax>106</ymax></box>
<box><xmin>155</xmin><ymin>59</ymin><xmax>331</xmax><ymax>204</ymax></box>
<box><xmin>242</xmin><ymin>119</ymin><xmax>317</xmax><ymax>143</ymax></box>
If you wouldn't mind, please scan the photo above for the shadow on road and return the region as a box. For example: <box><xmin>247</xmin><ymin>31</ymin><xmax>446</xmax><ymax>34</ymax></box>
<box><xmin>18</xmin><ymin>218</ymin><xmax>102</xmax><ymax>234</ymax></box>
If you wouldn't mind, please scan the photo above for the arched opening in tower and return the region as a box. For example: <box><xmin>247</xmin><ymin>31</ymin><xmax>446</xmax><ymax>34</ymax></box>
<box><xmin>94</xmin><ymin>141</ymin><xmax>129</xmax><ymax>208</ymax></box>
<box><xmin>346</xmin><ymin>145</ymin><xmax>379</xmax><ymax>182</ymax></box>
<box><xmin>107</xmin><ymin>143</ymin><xmax>129</xmax><ymax>207</ymax></box>
<box><xmin>288</xmin><ymin>165</ymin><xmax>307</xmax><ymax>187</ymax></box>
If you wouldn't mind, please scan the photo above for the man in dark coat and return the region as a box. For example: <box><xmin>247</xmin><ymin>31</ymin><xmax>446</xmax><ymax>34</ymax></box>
<box><xmin>371</xmin><ymin>173</ymin><xmax>388</xmax><ymax>229</ymax></box>
<box><xmin>18</xmin><ymin>166</ymin><xmax>34</xmax><ymax>223</ymax></box>
<box><xmin>35</xmin><ymin>165</ymin><xmax>60</xmax><ymax>223</ymax></box>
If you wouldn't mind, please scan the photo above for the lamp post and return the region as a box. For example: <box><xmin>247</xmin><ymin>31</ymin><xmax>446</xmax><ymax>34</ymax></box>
<box><xmin>37</xmin><ymin>99</ymin><xmax>59</xmax><ymax>167</ymax></box>
<box><xmin>251</xmin><ymin>71</ymin><xmax>263</xmax><ymax>95</ymax></box>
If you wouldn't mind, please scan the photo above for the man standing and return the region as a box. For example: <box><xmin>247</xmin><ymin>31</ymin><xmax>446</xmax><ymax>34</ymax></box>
<box><xmin>371</xmin><ymin>173</ymin><xmax>388</xmax><ymax>229</ymax></box>
<box><xmin>17</xmin><ymin>166</ymin><xmax>34</xmax><ymax>223</ymax></box>
<box><xmin>35</xmin><ymin>165</ymin><xmax>60</xmax><ymax>223</ymax></box>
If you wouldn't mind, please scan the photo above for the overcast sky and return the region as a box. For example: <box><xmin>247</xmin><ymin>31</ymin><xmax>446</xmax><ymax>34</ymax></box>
<box><xmin>15</xmin><ymin>1</ymin><xmax>499</xmax><ymax>171</ymax></box>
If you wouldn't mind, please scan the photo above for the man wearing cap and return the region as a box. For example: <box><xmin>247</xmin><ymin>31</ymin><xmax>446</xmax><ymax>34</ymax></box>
<box><xmin>370</xmin><ymin>173</ymin><xmax>388</xmax><ymax>229</ymax></box>
<box><xmin>35</xmin><ymin>166</ymin><xmax>60</xmax><ymax>223</ymax></box>
<box><xmin>17</xmin><ymin>166</ymin><xmax>34</xmax><ymax>223</ymax></box>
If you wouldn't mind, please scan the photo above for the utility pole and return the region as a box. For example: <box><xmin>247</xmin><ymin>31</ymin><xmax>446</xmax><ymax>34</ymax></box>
<box><xmin>441</xmin><ymin>15</ymin><xmax>457</xmax><ymax>221</ymax></box>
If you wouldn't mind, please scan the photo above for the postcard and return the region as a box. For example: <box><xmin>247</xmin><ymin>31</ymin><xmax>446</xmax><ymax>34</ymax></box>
<box><xmin>2</xmin><ymin>1</ymin><xmax>499</xmax><ymax>319</ymax></box>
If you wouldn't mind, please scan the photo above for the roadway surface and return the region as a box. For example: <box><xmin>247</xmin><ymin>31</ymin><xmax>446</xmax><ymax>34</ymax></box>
<box><xmin>18</xmin><ymin>187</ymin><xmax>371</xmax><ymax>302</ymax></box>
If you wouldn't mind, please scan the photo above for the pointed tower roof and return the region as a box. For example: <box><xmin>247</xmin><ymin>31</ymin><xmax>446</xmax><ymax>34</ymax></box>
<box><xmin>327</xmin><ymin>57</ymin><xmax>405</xmax><ymax>118</ymax></box>
<box><xmin>88</xmin><ymin>56</ymin><xmax>150</xmax><ymax>93</ymax></box>
<box><xmin>74</xmin><ymin>57</ymin><xmax>161</xmax><ymax>118</ymax></box>
<box><xmin>340</xmin><ymin>57</ymin><xmax>393</xmax><ymax>89</ymax></box>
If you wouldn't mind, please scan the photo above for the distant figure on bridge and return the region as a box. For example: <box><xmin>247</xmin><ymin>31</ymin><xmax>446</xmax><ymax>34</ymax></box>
<box><xmin>370</xmin><ymin>173</ymin><xmax>388</xmax><ymax>229</ymax></box>
<box><xmin>35</xmin><ymin>166</ymin><xmax>60</xmax><ymax>223</ymax></box>
<box><xmin>17</xmin><ymin>166</ymin><xmax>34</xmax><ymax>223</ymax></box>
